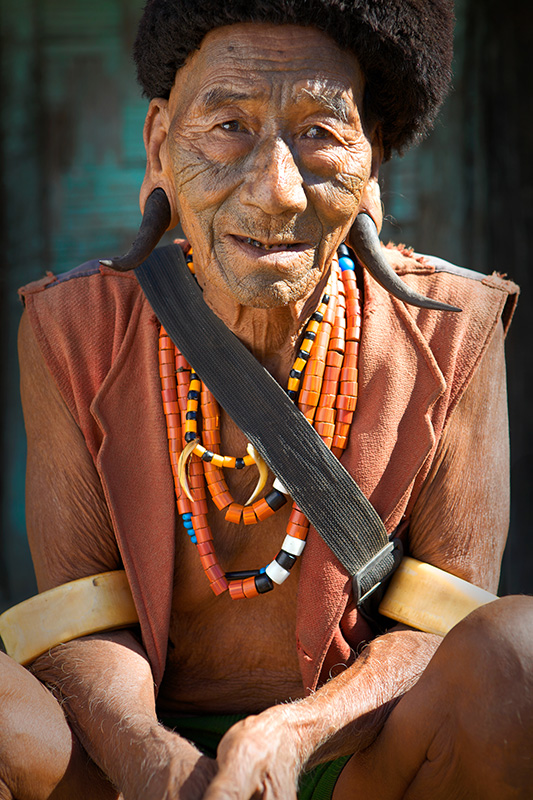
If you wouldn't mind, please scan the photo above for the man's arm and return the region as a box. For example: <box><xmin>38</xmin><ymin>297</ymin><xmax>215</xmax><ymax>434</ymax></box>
<box><xmin>19</xmin><ymin>311</ymin><xmax>216</xmax><ymax>800</ymax></box>
<box><xmin>203</xmin><ymin>321</ymin><xmax>510</xmax><ymax>799</ymax></box>
<box><xmin>29</xmin><ymin>632</ymin><xmax>216</xmax><ymax>799</ymax></box>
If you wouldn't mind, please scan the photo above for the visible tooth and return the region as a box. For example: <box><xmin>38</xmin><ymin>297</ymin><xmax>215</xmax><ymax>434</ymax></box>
<box><xmin>244</xmin><ymin>236</ymin><xmax>291</xmax><ymax>250</ymax></box>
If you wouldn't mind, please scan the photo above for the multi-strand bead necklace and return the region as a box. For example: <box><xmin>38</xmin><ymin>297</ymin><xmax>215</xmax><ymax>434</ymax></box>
<box><xmin>158</xmin><ymin>245</ymin><xmax>362</xmax><ymax>600</ymax></box>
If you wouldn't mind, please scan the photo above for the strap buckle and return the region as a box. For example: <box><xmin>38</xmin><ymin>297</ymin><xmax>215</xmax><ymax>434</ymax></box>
<box><xmin>353</xmin><ymin>538</ymin><xmax>404</xmax><ymax>609</ymax></box>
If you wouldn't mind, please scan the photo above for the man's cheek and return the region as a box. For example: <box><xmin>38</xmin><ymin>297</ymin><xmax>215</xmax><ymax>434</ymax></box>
<box><xmin>177</xmin><ymin>207</ymin><xmax>216</xmax><ymax>261</ymax></box>
<box><xmin>174</xmin><ymin>160</ymin><xmax>243</xmax><ymax>214</ymax></box>
<box><xmin>170</xmin><ymin>136</ymin><xmax>223</xmax><ymax>198</ymax></box>
<box><xmin>309</xmin><ymin>183</ymin><xmax>362</xmax><ymax>228</ymax></box>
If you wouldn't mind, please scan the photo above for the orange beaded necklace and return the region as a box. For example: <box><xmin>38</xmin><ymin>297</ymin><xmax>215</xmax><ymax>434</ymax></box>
<box><xmin>158</xmin><ymin>246</ymin><xmax>361</xmax><ymax>599</ymax></box>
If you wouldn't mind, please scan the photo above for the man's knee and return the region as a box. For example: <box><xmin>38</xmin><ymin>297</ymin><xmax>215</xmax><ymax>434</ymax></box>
<box><xmin>440</xmin><ymin>594</ymin><xmax>533</xmax><ymax>697</ymax></box>
<box><xmin>429</xmin><ymin>595</ymin><xmax>533</xmax><ymax>794</ymax></box>
<box><xmin>333</xmin><ymin>598</ymin><xmax>533</xmax><ymax>800</ymax></box>
<box><xmin>0</xmin><ymin>651</ymin><xmax>71</xmax><ymax>798</ymax></box>
<box><xmin>0</xmin><ymin>652</ymin><xmax>120</xmax><ymax>800</ymax></box>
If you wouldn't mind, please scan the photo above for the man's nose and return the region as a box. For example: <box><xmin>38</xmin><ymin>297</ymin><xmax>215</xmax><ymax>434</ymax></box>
<box><xmin>240</xmin><ymin>138</ymin><xmax>307</xmax><ymax>215</ymax></box>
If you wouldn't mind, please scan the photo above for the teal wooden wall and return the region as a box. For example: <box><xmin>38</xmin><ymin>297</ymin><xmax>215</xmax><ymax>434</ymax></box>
<box><xmin>0</xmin><ymin>0</ymin><xmax>147</xmax><ymax>609</ymax></box>
<box><xmin>1</xmin><ymin>0</ymin><xmax>531</xmax><ymax>612</ymax></box>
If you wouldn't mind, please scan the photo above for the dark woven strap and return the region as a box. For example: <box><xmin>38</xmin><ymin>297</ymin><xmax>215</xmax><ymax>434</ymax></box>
<box><xmin>136</xmin><ymin>245</ymin><xmax>391</xmax><ymax>579</ymax></box>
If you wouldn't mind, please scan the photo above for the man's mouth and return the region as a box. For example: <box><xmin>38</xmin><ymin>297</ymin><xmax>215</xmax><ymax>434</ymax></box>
<box><xmin>233</xmin><ymin>235</ymin><xmax>308</xmax><ymax>253</ymax></box>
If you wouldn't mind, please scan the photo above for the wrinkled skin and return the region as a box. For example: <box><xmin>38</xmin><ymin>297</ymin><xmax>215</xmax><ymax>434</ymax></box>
<box><xmin>141</xmin><ymin>23</ymin><xmax>381</xmax><ymax>362</ymax></box>
<box><xmin>2</xmin><ymin>21</ymin><xmax>533</xmax><ymax>800</ymax></box>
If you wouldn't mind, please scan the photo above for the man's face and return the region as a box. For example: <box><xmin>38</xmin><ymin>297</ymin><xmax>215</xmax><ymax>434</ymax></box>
<box><xmin>161</xmin><ymin>23</ymin><xmax>375</xmax><ymax>308</ymax></box>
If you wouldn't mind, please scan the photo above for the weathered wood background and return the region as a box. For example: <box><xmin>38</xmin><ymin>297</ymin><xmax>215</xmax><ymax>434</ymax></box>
<box><xmin>0</xmin><ymin>0</ymin><xmax>531</xmax><ymax>612</ymax></box>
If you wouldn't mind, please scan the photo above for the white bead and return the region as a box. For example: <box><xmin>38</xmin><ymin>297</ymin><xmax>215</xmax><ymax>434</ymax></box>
<box><xmin>281</xmin><ymin>535</ymin><xmax>306</xmax><ymax>557</ymax></box>
<box><xmin>265</xmin><ymin>560</ymin><xmax>290</xmax><ymax>585</ymax></box>
<box><xmin>273</xmin><ymin>477</ymin><xmax>289</xmax><ymax>495</ymax></box>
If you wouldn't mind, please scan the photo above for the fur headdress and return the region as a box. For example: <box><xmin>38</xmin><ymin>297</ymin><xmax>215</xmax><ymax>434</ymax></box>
<box><xmin>134</xmin><ymin>0</ymin><xmax>454</xmax><ymax>159</ymax></box>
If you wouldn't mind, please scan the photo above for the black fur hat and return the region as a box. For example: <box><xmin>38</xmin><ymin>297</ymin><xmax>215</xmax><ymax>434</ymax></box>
<box><xmin>134</xmin><ymin>0</ymin><xmax>454</xmax><ymax>159</ymax></box>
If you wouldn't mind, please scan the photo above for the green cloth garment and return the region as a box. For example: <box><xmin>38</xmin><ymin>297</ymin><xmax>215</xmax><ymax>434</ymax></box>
<box><xmin>159</xmin><ymin>712</ymin><xmax>350</xmax><ymax>800</ymax></box>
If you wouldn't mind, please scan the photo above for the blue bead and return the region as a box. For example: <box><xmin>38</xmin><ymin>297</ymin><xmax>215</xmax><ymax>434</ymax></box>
<box><xmin>260</xmin><ymin>567</ymin><xmax>266</xmax><ymax>573</ymax></box>
<box><xmin>191</xmin><ymin>535</ymin><xmax>197</xmax><ymax>544</ymax></box>
<box><xmin>182</xmin><ymin>513</ymin><xmax>192</xmax><ymax>521</ymax></box>
<box><xmin>183</xmin><ymin>520</ymin><xmax>193</xmax><ymax>529</ymax></box>
<box><xmin>339</xmin><ymin>256</ymin><xmax>355</xmax><ymax>272</ymax></box>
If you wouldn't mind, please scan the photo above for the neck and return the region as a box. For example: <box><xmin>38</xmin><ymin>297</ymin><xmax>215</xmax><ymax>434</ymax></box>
<box><xmin>200</xmin><ymin>274</ymin><xmax>330</xmax><ymax>382</ymax></box>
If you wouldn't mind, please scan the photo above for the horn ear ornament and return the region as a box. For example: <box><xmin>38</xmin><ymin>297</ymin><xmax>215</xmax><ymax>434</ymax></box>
<box><xmin>99</xmin><ymin>188</ymin><xmax>171</xmax><ymax>272</ymax></box>
<box><xmin>349</xmin><ymin>214</ymin><xmax>462</xmax><ymax>313</ymax></box>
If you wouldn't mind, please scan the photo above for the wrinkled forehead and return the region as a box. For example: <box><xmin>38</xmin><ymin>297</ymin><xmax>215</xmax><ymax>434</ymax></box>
<box><xmin>168</xmin><ymin>23</ymin><xmax>365</xmax><ymax>118</ymax></box>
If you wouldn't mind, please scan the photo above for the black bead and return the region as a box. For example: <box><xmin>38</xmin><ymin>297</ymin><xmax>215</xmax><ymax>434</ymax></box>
<box><xmin>311</xmin><ymin>311</ymin><xmax>323</xmax><ymax>323</ymax></box>
<box><xmin>201</xmin><ymin>450</ymin><xmax>214</xmax><ymax>462</ymax></box>
<box><xmin>184</xmin><ymin>431</ymin><xmax>197</xmax><ymax>443</ymax></box>
<box><xmin>287</xmin><ymin>389</ymin><xmax>298</xmax><ymax>400</ymax></box>
<box><xmin>264</xmin><ymin>490</ymin><xmax>287</xmax><ymax>511</ymax></box>
<box><xmin>290</xmin><ymin>368</ymin><xmax>302</xmax><ymax>379</ymax></box>
<box><xmin>226</xmin><ymin>569</ymin><xmax>260</xmax><ymax>580</ymax></box>
<box><xmin>322</xmin><ymin>293</ymin><xmax>330</xmax><ymax>304</ymax></box>
<box><xmin>304</xmin><ymin>331</ymin><xmax>316</xmax><ymax>341</ymax></box>
<box><xmin>190</xmin><ymin>371</ymin><xmax>199</xmax><ymax>381</ymax></box>
<box><xmin>255</xmin><ymin>573</ymin><xmax>274</xmax><ymax>594</ymax></box>
<box><xmin>337</xmin><ymin>244</ymin><xmax>349</xmax><ymax>257</ymax></box>
<box><xmin>187</xmin><ymin>390</ymin><xmax>200</xmax><ymax>400</ymax></box>
<box><xmin>185</xmin><ymin>411</ymin><xmax>196</xmax><ymax>420</ymax></box>
<box><xmin>297</xmin><ymin>350</ymin><xmax>310</xmax><ymax>361</ymax></box>
<box><xmin>276</xmin><ymin>550</ymin><xmax>297</xmax><ymax>571</ymax></box>
<box><xmin>235</xmin><ymin>458</ymin><xmax>246</xmax><ymax>470</ymax></box>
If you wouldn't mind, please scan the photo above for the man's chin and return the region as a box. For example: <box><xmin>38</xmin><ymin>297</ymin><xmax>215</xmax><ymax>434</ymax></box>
<box><xmin>224</xmin><ymin>273</ymin><xmax>322</xmax><ymax>309</ymax></box>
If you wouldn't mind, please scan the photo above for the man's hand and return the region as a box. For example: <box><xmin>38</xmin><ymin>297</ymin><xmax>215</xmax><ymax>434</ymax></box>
<box><xmin>202</xmin><ymin>627</ymin><xmax>443</xmax><ymax>800</ymax></box>
<box><xmin>127</xmin><ymin>727</ymin><xmax>218</xmax><ymax>800</ymax></box>
<box><xmin>176</xmin><ymin>753</ymin><xmax>218</xmax><ymax>800</ymax></box>
<box><xmin>202</xmin><ymin>708</ymin><xmax>302</xmax><ymax>800</ymax></box>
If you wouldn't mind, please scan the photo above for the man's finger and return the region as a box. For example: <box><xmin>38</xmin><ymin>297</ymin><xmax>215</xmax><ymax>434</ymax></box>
<box><xmin>202</xmin><ymin>769</ymin><xmax>262</xmax><ymax>800</ymax></box>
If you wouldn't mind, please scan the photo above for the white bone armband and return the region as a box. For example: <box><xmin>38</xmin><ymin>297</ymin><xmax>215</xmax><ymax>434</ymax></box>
<box><xmin>0</xmin><ymin>559</ymin><xmax>498</xmax><ymax>666</ymax></box>
<box><xmin>0</xmin><ymin>571</ymin><xmax>138</xmax><ymax>666</ymax></box>
<box><xmin>379</xmin><ymin>556</ymin><xmax>498</xmax><ymax>636</ymax></box>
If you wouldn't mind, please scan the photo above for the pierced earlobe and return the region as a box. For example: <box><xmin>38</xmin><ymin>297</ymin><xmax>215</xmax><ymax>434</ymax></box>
<box><xmin>349</xmin><ymin>214</ymin><xmax>462</xmax><ymax>312</ymax></box>
<box><xmin>358</xmin><ymin>177</ymin><xmax>383</xmax><ymax>235</ymax></box>
<box><xmin>100</xmin><ymin>188</ymin><xmax>172</xmax><ymax>272</ymax></box>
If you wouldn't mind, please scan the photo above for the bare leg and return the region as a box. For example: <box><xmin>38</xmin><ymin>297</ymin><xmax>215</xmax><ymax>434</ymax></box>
<box><xmin>0</xmin><ymin>652</ymin><xmax>119</xmax><ymax>800</ymax></box>
<box><xmin>333</xmin><ymin>595</ymin><xmax>533</xmax><ymax>800</ymax></box>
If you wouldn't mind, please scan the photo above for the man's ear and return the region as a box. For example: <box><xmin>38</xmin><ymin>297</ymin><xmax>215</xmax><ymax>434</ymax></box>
<box><xmin>139</xmin><ymin>98</ymin><xmax>180</xmax><ymax>229</ymax></box>
<box><xmin>357</xmin><ymin>127</ymin><xmax>384</xmax><ymax>234</ymax></box>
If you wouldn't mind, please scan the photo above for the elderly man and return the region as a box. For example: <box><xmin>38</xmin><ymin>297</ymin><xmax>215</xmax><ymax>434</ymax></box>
<box><xmin>1</xmin><ymin>1</ymin><xmax>532</xmax><ymax>798</ymax></box>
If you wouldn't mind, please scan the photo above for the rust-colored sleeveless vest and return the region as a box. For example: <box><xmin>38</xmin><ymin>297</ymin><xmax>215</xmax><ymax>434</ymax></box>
<box><xmin>19</xmin><ymin>246</ymin><xmax>518</xmax><ymax>690</ymax></box>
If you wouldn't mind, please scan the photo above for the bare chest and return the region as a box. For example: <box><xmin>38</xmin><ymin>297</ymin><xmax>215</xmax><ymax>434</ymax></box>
<box><xmin>157</xmin><ymin>411</ymin><xmax>306</xmax><ymax>714</ymax></box>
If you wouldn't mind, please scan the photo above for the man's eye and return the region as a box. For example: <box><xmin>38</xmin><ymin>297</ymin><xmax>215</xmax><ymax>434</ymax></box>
<box><xmin>220</xmin><ymin>120</ymin><xmax>245</xmax><ymax>132</ymax></box>
<box><xmin>303</xmin><ymin>125</ymin><xmax>330</xmax><ymax>140</ymax></box>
